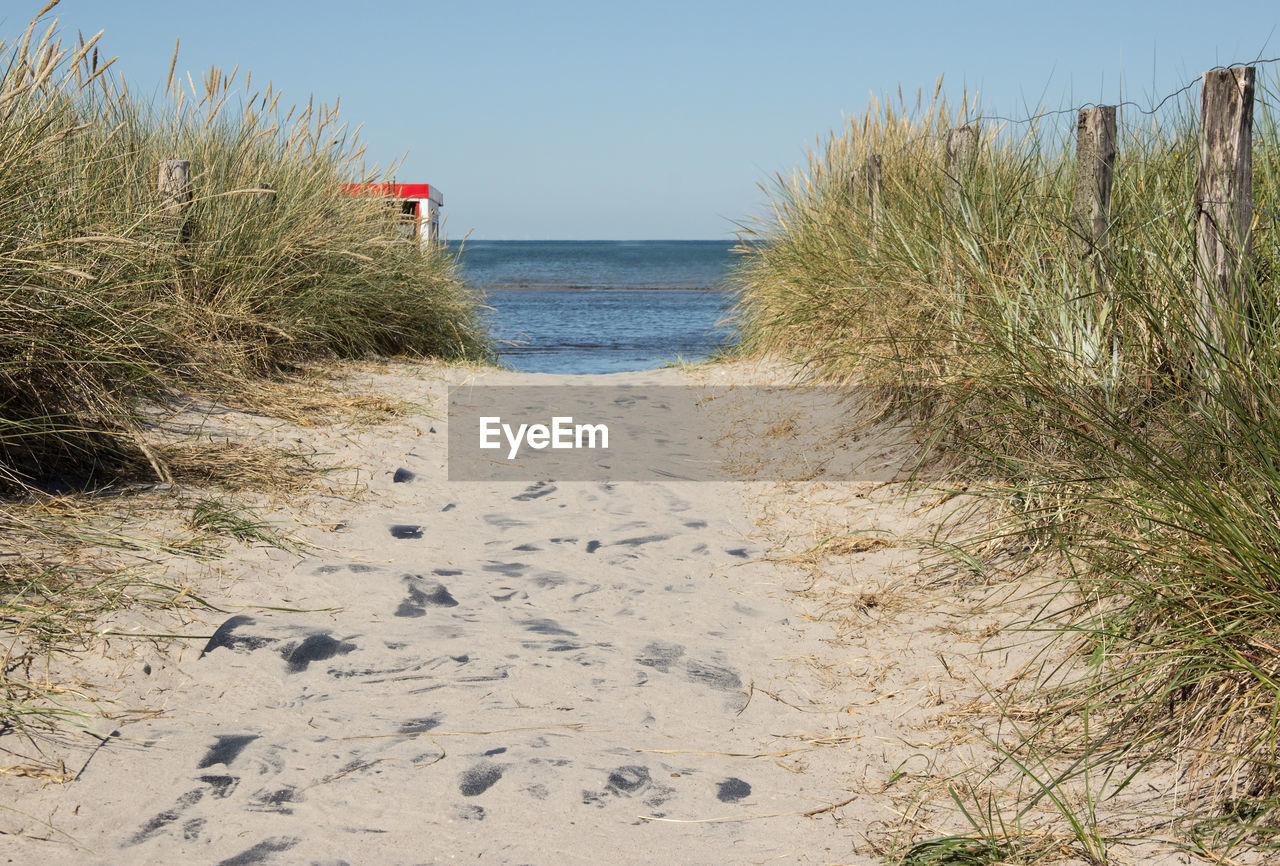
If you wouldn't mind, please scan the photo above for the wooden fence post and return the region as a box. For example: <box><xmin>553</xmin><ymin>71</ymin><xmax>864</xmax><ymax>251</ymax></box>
<box><xmin>158</xmin><ymin>158</ymin><xmax>191</xmax><ymax>214</ymax></box>
<box><xmin>946</xmin><ymin>125</ymin><xmax>976</xmax><ymax>206</ymax></box>
<box><xmin>1195</xmin><ymin>66</ymin><xmax>1254</xmax><ymax>373</ymax></box>
<box><xmin>158</xmin><ymin>158</ymin><xmax>193</xmax><ymax>243</ymax></box>
<box><xmin>1068</xmin><ymin>106</ymin><xmax>1118</xmax><ymax>374</ymax></box>
<box><xmin>864</xmin><ymin>153</ymin><xmax>883</xmax><ymax>253</ymax></box>
<box><xmin>1071</xmin><ymin>106</ymin><xmax>1117</xmax><ymax>259</ymax></box>
<box><xmin>254</xmin><ymin>182</ymin><xmax>276</xmax><ymax>214</ymax></box>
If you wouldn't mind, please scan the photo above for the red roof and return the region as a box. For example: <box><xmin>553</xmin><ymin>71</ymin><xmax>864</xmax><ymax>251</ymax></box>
<box><xmin>342</xmin><ymin>183</ymin><xmax>442</xmax><ymax>206</ymax></box>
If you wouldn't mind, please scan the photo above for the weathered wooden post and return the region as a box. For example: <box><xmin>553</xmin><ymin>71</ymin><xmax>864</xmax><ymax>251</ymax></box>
<box><xmin>1069</xmin><ymin>106</ymin><xmax>1118</xmax><ymax>377</ymax></box>
<box><xmin>1071</xmin><ymin>106</ymin><xmax>1117</xmax><ymax>258</ymax></box>
<box><xmin>158</xmin><ymin>158</ymin><xmax>193</xmax><ymax>242</ymax></box>
<box><xmin>943</xmin><ymin>128</ymin><xmax>976</xmax><ymax>357</ymax></box>
<box><xmin>946</xmin><ymin>125</ymin><xmax>976</xmax><ymax>206</ymax></box>
<box><xmin>158</xmin><ymin>158</ymin><xmax>192</xmax><ymax>214</ymax></box>
<box><xmin>864</xmin><ymin>153</ymin><xmax>883</xmax><ymax>253</ymax></box>
<box><xmin>254</xmin><ymin>181</ymin><xmax>276</xmax><ymax>214</ymax></box>
<box><xmin>1195</xmin><ymin>66</ymin><xmax>1254</xmax><ymax>376</ymax></box>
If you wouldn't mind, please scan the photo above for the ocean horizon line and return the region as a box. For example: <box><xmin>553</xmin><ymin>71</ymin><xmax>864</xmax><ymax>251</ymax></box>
<box><xmin>449</xmin><ymin>238</ymin><xmax>739</xmax><ymax>244</ymax></box>
<box><xmin>481</xmin><ymin>284</ymin><xmax>729</xmax><ymax>291</ymax></box>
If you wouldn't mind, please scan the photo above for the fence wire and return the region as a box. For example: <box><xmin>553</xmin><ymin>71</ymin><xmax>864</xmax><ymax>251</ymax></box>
<box><xmin>838</xmin><ymin>58</ymin><xmax>1280</xmax><ymax>196</ymax></box>
<box><xmin>966</xmin><ymin>56</ymin><xmax>1280</xmax><ymax>128</ymax></box>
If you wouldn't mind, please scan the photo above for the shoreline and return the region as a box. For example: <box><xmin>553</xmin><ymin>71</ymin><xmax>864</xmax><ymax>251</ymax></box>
<box><xmin>481</xmin><ymin>284</ymin><xmax>728</xmax><ymax>291</ymax></box>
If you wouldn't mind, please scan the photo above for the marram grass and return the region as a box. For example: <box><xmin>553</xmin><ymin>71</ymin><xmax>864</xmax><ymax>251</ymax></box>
<box><xmin>733</xmin><ymin>73</ymin><xmax>1280</xmax><ymax>853</ymax></box>
<box><xmin>0</xmin><ymin>5</ymin><xmax>490</xmax><ymax>491</ymax></box>
<box><xmin>0</xmin><ymin>3</ymin><xmax>490</xmax><ymax>743</ymax></box>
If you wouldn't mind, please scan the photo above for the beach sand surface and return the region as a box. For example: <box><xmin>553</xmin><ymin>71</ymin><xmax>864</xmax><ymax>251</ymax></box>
<box><xmin>0</xmin><ymin>360</ymin><xmax>1071</xmax><ymax>865</ymax></box>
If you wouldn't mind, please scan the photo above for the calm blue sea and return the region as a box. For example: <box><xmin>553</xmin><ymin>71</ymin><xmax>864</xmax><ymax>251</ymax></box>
<box><xmin>451</xmin><ymin>240</ymin><xmax>737</xmax><ymax>374</ymax></box>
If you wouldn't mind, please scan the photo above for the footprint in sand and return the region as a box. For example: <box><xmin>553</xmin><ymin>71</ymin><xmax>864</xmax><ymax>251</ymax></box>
<box><xmin>605</xmin><ymin>765</ymin><xmax>651</xmax><ymax>796</ymax></box>
<box><xmin>399</xmin><ymin>715</ymin><xmax>442</xmax><ymax>734</ymax></box>
<box><xmin>455</xmin><ymin>804</ymin><xmax>486</xmax><ymax>821</ymax></box>
<box><xmin>197</xmin><ymin>734</ymin><xmax>259</xmax><ymax>769</ymax></box>
<box><xmin>684</xmin><ymin>658</ymin><xmax>742</xmax><ymax>692</ymax></box>
<box><xmin>483</xmin><ymin>561</ymin><xmax>528</xmax><ymax>577</ymax></box>
<box><xmin>278</xmin><ymin>634</ymin><xmax>356</xmax><ymax>673</ymax></box>
<box><xmin>716</xmin><ymin>777</ymin><xmax>752</xmax><ymax>802</ymax></box>
<box><xmin>247</xmin><ymin>784</ymin><xmax>300</xmax><ymax>814</ymax></box>
<box><xmin>199</xmin><ymin>616</ymin><xmax>276</xmax><ymax>657</ymax></box>
<box><xmin>635</xmin><ymin>641</ymin><xmax>684</xmax><ymax>673</ymax></box>
<box><xmin>197</xmin><ymin>775</ymin><xmax>239</xmax><ymax>798</ymax></box>
<box><xmin>127</xmin><ymin>788</ymin><xmax>206</xmax><ymax>845</ymax></box>
<box><xmin>213</xmin><ymin>836</ymin><xmax>300</xmax><ymax>866</ymax></box>
<box><xmin>395</xmin><ymin>575</ymin><xmax>459</xmax><ymax>617</ymax></box>
<box><xmin>512</xmin><ymin>481</ymin><xmax>557</xmax><ymax>501</ymax></box>
<box><xmin>582</xmin><ymin>765</ymin><xmax>676</xmax><ymax>811</ymax></box>
<box><xmin>458</xmin><ymin>761</ymin><xmax>504</xmax><ymax>797</ymax></box>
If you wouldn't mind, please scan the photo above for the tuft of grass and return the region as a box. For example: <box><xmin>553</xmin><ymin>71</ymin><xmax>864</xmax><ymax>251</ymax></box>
<box><xmin>0</xmin><ymin>505</ymin><xmax>216</xmax><ymax>750</ymax></box>
<box><xmin>185</xmin><ymin>497</ymin><xmax>288</xmax><ymax>549</ymax></box>
<box><xmin>160</xmin><ymin>441</ymin><xmax>323</xmax><ymax>492</ymax></box>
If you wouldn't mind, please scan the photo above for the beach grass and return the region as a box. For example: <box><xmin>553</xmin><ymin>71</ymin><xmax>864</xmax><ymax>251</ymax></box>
<box><xmin>732</xmin><ymin>71</ymin><xmax>1280</xmax><ymax>856</ymax></box>
<box><xmin>0</xmin><ymin>3</ymin><xmax>489</xmax><ymax>491</ymax></box>
<box><xmin>0</xmin><ymin>3</ymin><xmax>490</xmax><ymax>741</ymax></box>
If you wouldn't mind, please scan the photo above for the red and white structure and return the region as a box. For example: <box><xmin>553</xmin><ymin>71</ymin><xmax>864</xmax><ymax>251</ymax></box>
<box><xmin>341</xmin><ymin>182</ymin><xmax>443</xmax><ymax>245</ymax></box>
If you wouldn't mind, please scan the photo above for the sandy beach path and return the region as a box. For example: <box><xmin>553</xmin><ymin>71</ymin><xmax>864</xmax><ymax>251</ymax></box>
<box><xmin>0</xmin><ymin>363</ymin><xmax>966</xmax><ymax>865</ymax></box>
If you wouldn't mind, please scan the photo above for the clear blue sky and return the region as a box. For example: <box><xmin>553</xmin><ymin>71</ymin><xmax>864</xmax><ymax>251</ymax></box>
<box><xmin>7</xmin><ymin>1</ymin><xmax>1280</xmax><ymax>239</ymax></box>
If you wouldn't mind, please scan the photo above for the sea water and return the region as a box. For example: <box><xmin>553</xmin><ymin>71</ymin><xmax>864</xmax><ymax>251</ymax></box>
<box><xmin>451</xmin><ymin>240</ymin><xmax>736</xmax><ymax>374</ymax></box>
